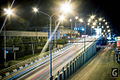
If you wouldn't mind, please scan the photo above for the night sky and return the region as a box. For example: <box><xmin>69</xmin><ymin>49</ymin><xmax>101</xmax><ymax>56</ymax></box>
<box><xmin>0</xmin><ymin>0</ymin><xmax>120</xmax><ymax>35</ymax></box>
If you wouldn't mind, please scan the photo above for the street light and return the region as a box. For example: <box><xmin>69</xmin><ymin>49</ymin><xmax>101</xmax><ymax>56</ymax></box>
<box><xmin>33</xmin><ymin>2</ymin><xmax>72</xmax><ymax>80</ymax></box>
<box><xmin>108</xmin><ymin>29</ymin><xmax>111</xmax><ymax>33</ymax></box>
<box><xmin>99</xmin><ymin>18</ymin><xmax>102</xmax><ymax>21</ymax></box>
<box><xmin>59</xmin><ymin>14</ymin><xmax>65</xmax><ymax>21</ymax></box>
<box><xmin>88</xmin><ymin>18</ymin><xmax>91</xmax><ymax>22</ymax></box>
<box><xmin>90</xmin><ymin>15</ymin><xmax>95</xmax><ymax>19</ymax></box>
<box><xmin>33</xmin><ymin>7</ymin><xmax>38</xmax><ymax>13</ymax></box>
<box><xmin>93</xmin><ymin>22</ymin><xmax>96</xmax><ymax>26</ymax></box>
<box><xmin>4</xmin><ymin>8</ymin><xmax>14</xmax><ymax>16</ymax></box>
<box><xmin>92</xmin><ymin>26</ymin><xmax>95</xmax><ymax>28</ymax></box>
<box><xmin>75</xmin><ymin>16</ymin><xmax>78</xmax><ymax>20</ymax></box>
<box><xmin>105</xmin><ymin>22</ymin><xmax>108</xmax><ymax>25</ymax></box>
<box><xmin>60</xmin><ymin>2</ymin><xmax>72</xmax><ymax>14</ymax></box>
<box><xmin>70</xmin><ymin>19</ymin><xmax>73</xmax><ymax>38</ymax></box>
<box><xmin>107</xmin><ymin>26</ymin><xmax>109</xmax><ymax>28</ymax></box>
<box><xmin>3</xmin><ymin>7</ymin><xmax>15</xmax><ymax>67</ymax></box>
<box><xmin>103</xmin><ymin>19</ymin><xmax>105</xmax><ymax>22</ymax></box>
<box><xmin>79</xmin><ymin>18</ymin><xmax>83</xmax><ymax>23</ymax></box>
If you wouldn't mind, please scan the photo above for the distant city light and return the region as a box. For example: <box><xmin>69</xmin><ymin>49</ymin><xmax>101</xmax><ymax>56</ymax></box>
<box><xmin>95</xmin><ymin>28</ymin><xmax>102</xmax><ymax>36</ymax></box>
<box><xmin>88</xmin><ymin>23</ymin><xmax>90</xmax><ymax>25</ymax></box>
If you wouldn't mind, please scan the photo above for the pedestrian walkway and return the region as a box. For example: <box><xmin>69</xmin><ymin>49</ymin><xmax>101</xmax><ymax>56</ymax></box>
<box><xmin>69</xmin><ymin>44</ymin><xmax>120</xmax><ymax>80</ymax></box>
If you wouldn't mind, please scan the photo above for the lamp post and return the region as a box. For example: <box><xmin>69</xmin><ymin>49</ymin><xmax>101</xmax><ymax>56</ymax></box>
<box><xmin>33</xmin><ymin>6</ymin><xmax>67</xmax><ymax>80</ymax></box>
<box><xmin>70</xmin><ymin>19</ymin><xmax>72</xmax><ymax>38</ymax></box>
<box><xmin>2</xmin><ymin>8</ymin><xmax>14</xmax><ymax>67</ymax></box>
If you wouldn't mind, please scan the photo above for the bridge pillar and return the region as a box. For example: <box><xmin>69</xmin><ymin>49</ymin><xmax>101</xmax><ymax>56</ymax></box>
<box><xmin>61</xmin><ymin>67</ymin><xmax>64</xmax><ymax>80</ymax></box>
<box><xmin>64</xmin><ymin>68</ymin><xmax>67</xmax><ymax>79</ymax></box>
<box><xmin>57</xmin><ymin>71</ymin><xmax>60</xmax><ymax>80</ymax></box>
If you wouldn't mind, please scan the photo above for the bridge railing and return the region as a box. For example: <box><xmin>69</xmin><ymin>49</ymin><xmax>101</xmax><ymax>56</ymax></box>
<box><xmin>0</xmin><ymin>43</ymin><xmax>70</xmax><ymax>78</ymax></box>
<box><xmin>52</xmin><ymin>41</ymin><xmax>97</xmax><ymax>80</ymax></box>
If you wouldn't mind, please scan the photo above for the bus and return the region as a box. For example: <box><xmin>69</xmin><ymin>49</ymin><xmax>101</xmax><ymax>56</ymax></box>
<box><xmin>116</xmin><ymin>37</ymin><xmax>120</xmax><ymax>63</ymax></box>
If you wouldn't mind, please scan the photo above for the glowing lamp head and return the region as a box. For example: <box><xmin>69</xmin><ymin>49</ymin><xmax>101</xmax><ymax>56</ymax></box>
<box><xmin>33</xmin><ymin>7</ymin><xmax>38</xmax><ymax>13</ymax></box>
<box><xmin>60</xmin><ymin>3</ymin><xmax>72</xmax><ymax>14</ymax></box>
<box><xmin>90</xmin><ymin>15</ymin><xmax>95</xmax><ymax>19</ymax></box>
<box><xmin>75</xmin><ymin>16</ymin><xmax>78</xmax><ymax>20</ymax></box>
<box><xmin>92</xmin><ymin>26</ymin><xmax>95</xmax><ymax>28</ymax></box>
<box><xmin>4</xmin><ymin>8</ymin><xmax>13</xmax><ymax>16</ymax></box>
<box><xmin>70</xmin><ymin>19</ymin><xmax>72</xmax><ymax>22</ymax></box>
<box><xmin>93</xmin><ymin>22</ymin><xmax>96</xmax><ymax>26</ymax></box>
<box><xmin>99</xmin><ymin>18</ymin><xmax>102</xmax><ymax>21</ymax></box>
<box><xmin>79</xmin><ymin>18</ymin><xmax>83</xmax><ymax>23</ymax></box>
<box><xmin>88</xmin><ymin>18</ymin><xmax>91</xmax><ymax>22</ymax></box>
<box><xmin>59</xmin><ymin>15</ymin><xmax>65</xmax><ymax>21</ymax></box>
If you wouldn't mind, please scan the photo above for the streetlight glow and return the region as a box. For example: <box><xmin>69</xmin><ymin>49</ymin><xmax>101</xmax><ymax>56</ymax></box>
<box><xmin>107</xmin><ymin>26</ymin><xmax>109</xmax><ymax>28</ymax></box>
<box><xmin>108</xmin><ymin>29</ymin><xmax>111</xmax><ymax>32</ymax></box>
<box><xmin>99</xmin><ymin>18</ymin><xmax>102</xmax><ymax>21</ymax></box>
<box><xmin>70</xmin><ymin>19</ymin><xmax>72</xmax><ymax>22</ymax></box>
<box><xmin>103</xmin><ymin>19</ymin><xmax>105</xmax><ymax>22</ymax></box>
<box><xmin>90</xmin><ymin>15</ymin><xmax>95</xmax><ymax>19</ymax></box>
<box><xmin>88</xmin><ymin>18</ymin><xmax>91</xmax><ymax>22</ymax></box>
<box><xmin>4</xmin><ymin>8</ymin><xmax>13</xmax><ymax>16</ymax></box>
<box><xmin>33</xmin><ymin>7</ymin><xmax>38</xmax><ymax>13</ymax></box>
<box><xmin>102</xmin><ymin>26</ymin><xmax>104</xmax><ymax>28</ymax></box>
<box><xmin>93</xmin><ymin>22</ymin><xmax>96</xmax><ymax>26</ymax></box>
<box><xmin>60</xmin><ymin>3</ymin><xmax>72</xmax><ymax>14</ymax></box>
<box><xmin>59</xmin><ymin>14</ymin><xmax>65</xmax><ymax>21</ymax></box>
<box><xmin>92</xmin><ymin>26</ymin><xmax>95</xmax><ymax>28</ymax></box>
<box><xmin>105</xmin><ymin>22</ymin><xmax>108</xmax><ymax>25</ymax></box>
<box><xmin>75</xmin><ymin>16</ymin><xmax>78</xmax><ymax>20</ymax></box>
<box><xmin>88</xmin><ymin>23</ymin><xmax>90</xmax><ymax>25</ymax></box>
<box><xmin>79</xmin><ymin>18</ymin><xmax>83</xmax><ymax>23</ymax></box>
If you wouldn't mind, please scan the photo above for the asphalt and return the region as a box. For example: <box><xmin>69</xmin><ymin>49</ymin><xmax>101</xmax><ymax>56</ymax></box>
<box><xmin>69</xmin><ymin>44</ymin><xmax>120</xmax><ymax>80</ymax></box>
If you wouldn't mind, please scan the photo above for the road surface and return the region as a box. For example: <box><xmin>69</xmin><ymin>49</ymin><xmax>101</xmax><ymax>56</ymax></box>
<box><xmin>69</xmin><ymin>44</ymin><xmax>120</xmax><ymax>80</ymax></box>
<box><xmin>2</xmin><ymin>37</ymin><xmax>97</xmax><ymax>80</ymax></box>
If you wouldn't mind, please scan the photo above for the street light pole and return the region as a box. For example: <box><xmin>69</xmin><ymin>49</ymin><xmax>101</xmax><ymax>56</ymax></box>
<box><xmin>49</xmin><ymin>17</ymin><xmax>53</xmax><ymax>80</ymax></box>
<box><xmin>4</xmin><ymin>28</ymin><xmax>7</xmax><ymax>67</ymax></box>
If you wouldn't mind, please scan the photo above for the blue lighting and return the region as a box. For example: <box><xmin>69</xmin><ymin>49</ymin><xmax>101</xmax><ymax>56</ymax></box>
<box><xmin>81</xmin><ymin>28</ymin><xmax>85</xmax><ymax>31</ymax></box>
<box><xmin>6</xmin><ymin>51</ymin><xmax>8</xmax><ymax>54</ymax></box>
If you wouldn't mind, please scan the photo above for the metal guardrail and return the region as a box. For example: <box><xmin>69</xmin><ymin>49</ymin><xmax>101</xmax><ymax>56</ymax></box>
<box><xmin>0</xmin><ymin>43</ymin><xmax>70</xmax><ymax>78</ymax></box>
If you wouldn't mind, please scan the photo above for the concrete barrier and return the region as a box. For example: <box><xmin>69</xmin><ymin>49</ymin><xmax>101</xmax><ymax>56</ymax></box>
<box><xmin>53</xmin><ymin>41</ymin><xmax>97</xmax><ymax>80</ymax></box>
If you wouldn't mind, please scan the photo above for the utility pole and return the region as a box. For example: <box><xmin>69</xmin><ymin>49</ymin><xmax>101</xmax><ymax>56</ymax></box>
<box><xmin>4</xmin><ymin>28</ymin><xmax>7</xmax><ymax>67</ymax></box>
<box><xmin>13</xmin><ymin>45</ymin><xmax>16</xmax><ymax>60</ymax></box>
<box><xmin>32</xmin><ymin>43</ymin><xmax>34</xmax><ymax>55</ymax></box>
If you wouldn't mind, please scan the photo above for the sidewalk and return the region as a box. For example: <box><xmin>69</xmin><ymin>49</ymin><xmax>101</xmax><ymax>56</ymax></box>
<box><xmin>69</xmin><ymin>44</ymin><xmax>120</xmax><ymax>80</ymax></box>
